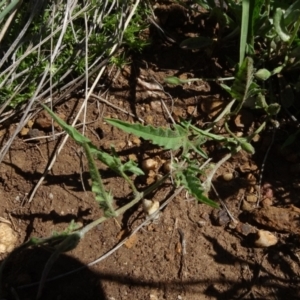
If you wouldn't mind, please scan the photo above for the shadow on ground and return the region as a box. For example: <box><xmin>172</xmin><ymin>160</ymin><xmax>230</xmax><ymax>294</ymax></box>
<box><xmin>1</xmin><ymin>234</ymin><xmax>300</xmax><ymax>300</ymax></box>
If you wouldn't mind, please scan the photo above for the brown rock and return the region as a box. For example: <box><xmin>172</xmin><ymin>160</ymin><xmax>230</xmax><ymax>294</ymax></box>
<box><xmin>249</xmin><ymin>206</ymin><xmax>300</xmax><ymax>233</ymax></box>
<box><xmin>34</xmin><ymin>112</ymin><xmax>53</xmax><ymax>129</ymax></box>
<box><xmin>34</xmin><ymin>111</ymin><xmax>65</xmax><ymax>130</ymax></box>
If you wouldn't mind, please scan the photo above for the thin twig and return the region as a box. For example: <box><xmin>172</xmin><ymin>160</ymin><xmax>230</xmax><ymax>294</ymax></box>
<box><xmin>178</xmin><ymin>228</ymin><xmax>186</xmax><ymax>279</ymax></box>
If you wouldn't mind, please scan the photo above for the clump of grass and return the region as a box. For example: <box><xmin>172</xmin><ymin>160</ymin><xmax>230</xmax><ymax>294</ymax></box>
<box><xmin>0</xmin><ymin>0</ymin><xmax>150</xmax><ymax>109</ymax></box>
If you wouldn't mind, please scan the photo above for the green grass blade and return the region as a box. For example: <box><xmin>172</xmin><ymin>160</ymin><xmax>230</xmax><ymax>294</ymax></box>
<box><xmin>240</xmin><ymin>0</ymin><xmax>250</xmax><ymax>65</ymax></box>
<box><xmin>249</xmin><ymin>0</ymin><xmax>264</xmax><ymax>43</ymax></box>
<box><xmin>105</xmin><ymin>119</ymin><xmax>189</xmax><ymax>151</ymax></box>
<box><xmin>0</xmin><ymin>0</ymin><xmax>19</xmax><ymax>23</ymax></box>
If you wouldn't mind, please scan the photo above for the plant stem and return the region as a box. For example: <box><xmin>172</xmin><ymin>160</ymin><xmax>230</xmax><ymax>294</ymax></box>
<box><xmin>79</xmin><ymin>173</ymin><xmax>170</xmax><ymax>236</ymax></box>
<box><xmin>119</xmin><ymin>170</ymin><xmax>138</xmax><ymax>195</ymax></box>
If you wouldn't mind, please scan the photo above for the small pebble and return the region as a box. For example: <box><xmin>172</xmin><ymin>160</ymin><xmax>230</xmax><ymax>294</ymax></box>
<box><xmin>246</xmin><ymin>194</ymin><xmax>257</xmax><ymax>203</ymax></box>
<box><xmin>222</xmin><ymin>172</ymin><xmax>233</xmax><ymax>181</ymax></box>
<box><xmin>213</xmin><ymin>209</ymin><xmax>230</xmax><ymax>226</ymax></box>
<box><xmin>162</xmin><ymin>161</ymin><xmax>172</xmax><ymax>173</ymax></box>
<box><xmin>142</xmin><ymin>199</ymin><xmax>160</xmax><ymax>215</ymax></box>
<box><xmin>142</xmin><ymin>158</ymin><xmax>158</xmax><ymax>172</ymax></box>
<box><xmin>132</xmin><ymin>137</ymin><xmax>141</xmax><ymax>146</ymax></box>
<box><xmin>0</xmin><ymin>223</ymin><xmax>18</xmax><ymax>253</ymax></box>
<box><xmin>197</xmin><ymin>220</ymin><xmax>207</xmax><ymax>227</ymax></box>
<box><xmin>241</xmin><ymin>200</ymin><xmax>254</xmax><ymax>211</ymax></box>
<box><xmin>254</xmin><ymin>230</ymin><xmax>278</xmax><ymax>247</ymax></box>
<box><xmin>235</xmin><ymin>222</ymin><xmax>256</xmax><ymax>236</ymax></box>
<box><xmin>27</xmin><ymin>120</ymin><xmax>34</xmax><ymax>128</ymax></box>
<box><xmin>20</xmin><ymin>127</ymin><xmax>29</xmax><ymax>136</ymax></box>
<box><xmin>28</xmin><ymin>128</ymin><xmax>40</xmax><ymax>138</ymax></box>
<box><xmin>150</xmin><ymin>101</ymin><xmax>162</xmax><ymax>112</ymax></box>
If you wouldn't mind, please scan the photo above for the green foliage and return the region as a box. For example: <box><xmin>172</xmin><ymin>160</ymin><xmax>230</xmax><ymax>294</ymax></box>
<box><xmin>106</xmin><ymin>118</ymin><xmax>220</xmax><ymax>207</ymax></box>
<box><xmin>172</xmin><ymin>0</ymin><xmax>300</xmax><ymax>153</ymax></box>
<box><xmin>42</xmin><ymin>104</ymin><xmax>145</xmax><ymax>216</ymax></box>
<box><xmin>0</xmin><ymin>1</ymin><xmax>150</xmax><ymax>107</ymax></box>
<box><xmin>105</xmin><ymin>118</ymin><xmax>208</xmax><ymax>158</ymax></box>
<box><xmin>106</xmin><ymin>119</ymin><xmax>187</xmax><ymax>150</ymax></box>
<box><xmin>175</xmin><ymin>163</ymin><xmax>219</xmax><ymax>208</ymax></box>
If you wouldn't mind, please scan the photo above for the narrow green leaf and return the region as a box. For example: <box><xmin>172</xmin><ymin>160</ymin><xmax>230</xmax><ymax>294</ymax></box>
<box><xmin>249</xmin><ymin>0</ymin><xmax>264</xmax><ymax>44</ymax></box>
<box><xmin>42</xmin><ymin>104</ymin><xmax>90</xmax><ymax>144</ymax></box>
<box><xmin>220</xmin><ymin>83</ymin><xmax>232</xmax><ymax>94</ymax></box>
<box><xmin>164</xmin><ymin>76</ymin><xmax>185</xmax><ymax>85</ymax></box>
<box><xmin>240</xmin><ymin>0</ymin><xmax>250</xmax><ymax>65</ymax></box>
<box><xmin>105</xmin><ymin>119</ymin><xmax>189</xmax><ymax>151</ymax></box>
<box><xmin>0</xmin><ymin>0</ymin><xmax>19</xmax><ymax>23</ymax></box>
<box><xmin>240</xmin><ymin>140</ymin><xmax>255</xmax><ymax>154</ymax></box>
<box><xmin>274</xmin><ymin>8</ymin><xmax>290</xmax><ymax>42</ymax></box>
<box><xmin>43</xmin><ymin>105</ymin><xmax>116</xmax><ymax>216</ymax></box>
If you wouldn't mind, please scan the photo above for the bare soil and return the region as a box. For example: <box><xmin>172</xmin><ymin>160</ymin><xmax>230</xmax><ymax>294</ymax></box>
<box><xmin>1</xmin><ymin>2</ymin><xmax>300</xmax><ymax>300</ymax></box>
